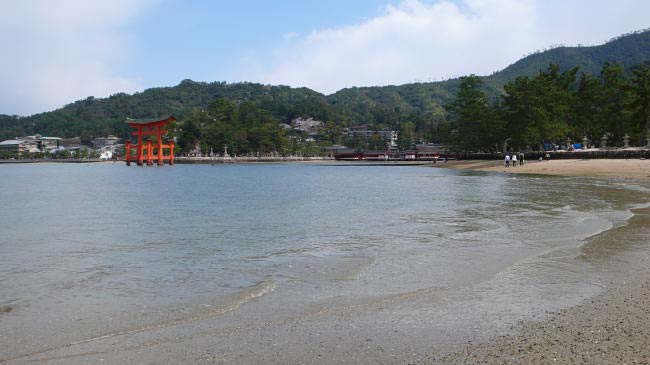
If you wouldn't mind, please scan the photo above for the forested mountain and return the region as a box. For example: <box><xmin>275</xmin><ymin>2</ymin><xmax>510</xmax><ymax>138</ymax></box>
<box><xmin>1</xmin><ymin>29</ymin><xmax>649</xmax><ymax>142</ymax></box>
<box><xmin>0</xmin><ymin>81</ymin><xmax>331</xmax><ymax>141</ymax></box>
<box><xmin>448</xmin><ymin>61</ymin><xmax>650</xmax><ymax>152</ymax></box>
<box><xmin>487</xmin><ymin>29</ymin><xmax>650</xmax><ymax>86</ymax></box>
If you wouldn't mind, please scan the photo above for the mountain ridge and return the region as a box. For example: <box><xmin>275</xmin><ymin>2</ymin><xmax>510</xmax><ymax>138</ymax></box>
<box><xmin>1</xmin><ymin>29</ymin><xmax>649</xmax><ymax>139</ymax></box>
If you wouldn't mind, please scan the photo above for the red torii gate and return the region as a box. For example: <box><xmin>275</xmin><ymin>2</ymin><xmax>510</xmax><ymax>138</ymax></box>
<box><xmin>124</xmin><ymin>115</ymin><xmax>176</xmax><ymax>166</ymax></box>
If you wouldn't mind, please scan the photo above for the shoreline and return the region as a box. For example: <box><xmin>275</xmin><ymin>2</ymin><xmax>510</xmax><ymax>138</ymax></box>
<box><xmin>3</xmin><ymin>157</ymin><xmax>649</xmax><ymax>180</ymax></box>
<box><xmin>0</xmin><ymin>158</ymin><xmax>108</xmax><ymax>164</ymax></box>
<box><xmin>0</xmin><ymin>158</ymin><xmax>439</xmax><ymax>166</ymax></box>
<box><xmin>0</xmin><ymin>157</ymin><xmax>330</xmax><ymax>164</ymax></box>
<box><xmin>426</xmin><ymin>206</ymin><xmax>650</xmax><ymax>364</ymax></box>
<box><xmin>433</xmin><ymin>158</ymin><xmax>650</xmax><ymax>180</ymax></box>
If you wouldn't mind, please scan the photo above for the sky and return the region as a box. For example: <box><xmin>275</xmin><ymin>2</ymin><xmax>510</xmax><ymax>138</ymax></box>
<box><xmin>1</xmin><ymin>0</ymin><xmax>649</xmax><ymax>116</ymax></box>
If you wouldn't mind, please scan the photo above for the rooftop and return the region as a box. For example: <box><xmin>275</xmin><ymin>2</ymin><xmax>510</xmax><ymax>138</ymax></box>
<box><xmin>0</xmin><ymin>139</ymin><xmax>24</xmax><ymax>145</ymax></box>
<box><xmin>93</xmin><ymin>136</ymin><xmax>120</xmax><ymax>140</ymax></box>
<box><xmin>125</xmin><ymin>115</ymin><xmax>176</xmax><ymax>125</ymax></box>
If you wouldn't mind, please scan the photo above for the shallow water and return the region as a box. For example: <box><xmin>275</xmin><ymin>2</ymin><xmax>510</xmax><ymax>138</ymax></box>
<box><xmin>1</xmin><ymin>163</ymin><xmax>649</xmax><ymax>363</ymax></box>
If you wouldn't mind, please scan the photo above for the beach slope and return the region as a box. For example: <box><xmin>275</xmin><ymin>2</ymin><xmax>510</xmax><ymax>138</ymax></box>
<box><xmin>422</xmin><ymin>202</ymin><xmax>650</xmax><ymax>364</ymax></box>
<box><xmin>438</xmin><ymin>159</ymin><xmax>650</xmax><ymax>179</ymax></box>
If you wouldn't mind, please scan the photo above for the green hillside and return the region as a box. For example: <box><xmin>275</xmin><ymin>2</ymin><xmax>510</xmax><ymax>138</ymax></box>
<box><xmin>489</xmin><ymin>29</ymin><xmax>650</xmax><ymax>85</ymax></box>
<box><xmin>1</xmin><ymin>29</ymin><xmax>649</xmax><ymax>141</ymax></box>
<box><xmin>0</xmin><ymin>81</ymin><xmax>331</xmax><ymax>141</ymax></box>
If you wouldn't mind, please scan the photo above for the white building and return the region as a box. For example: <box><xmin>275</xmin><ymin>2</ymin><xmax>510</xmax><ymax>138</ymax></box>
<box><xmin>40</xmin><ymin>137</ymin><xmax>62</xmax><ymax>151</ymax></box>
<box><xmin>291</xmin><ymin>117</ymin><xmax>323</xmax><ymax>136</ymax></box>
<box><xmin>92</xmin><ymin>135</ymin><xmax>120</xmax><ymax>149</ymax></box>
<box><xmin>345</xmin><ymin>125</ymin><xmax>396</xmax><ymax>142</ymax></box>
<box><xmin>99</xmin><ymin>150</ymin><xmax>113</xmax><ymax>160</ymax></box>
<box><xmin>0</xmin><ymin>139</ymin><xmax>28</xmax><ymax>156</ymax></box>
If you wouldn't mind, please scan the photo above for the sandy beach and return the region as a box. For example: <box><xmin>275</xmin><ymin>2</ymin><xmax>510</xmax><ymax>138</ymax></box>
<box><xmin>426</xmin><ymin>157</ymin><xmax>650</xmax><ymax>364</ymax></box>
<box><xmin>425</xmin><ymin>206</ymin><xmax>650</xmax><ymax>364</ymax></box>
<box><xmin>437</xmin><ymin>158</ymin><xmax>650</xmax><ymax>180</ymax></box>
<box><xmin>428</xmin><ymin>277</ymin><xmax>650</xmax><ymax>364</ymax></box>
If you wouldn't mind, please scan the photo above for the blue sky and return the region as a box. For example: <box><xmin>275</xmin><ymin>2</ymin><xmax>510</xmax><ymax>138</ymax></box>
<box><xmin>1</xmin><ymin>0</ymin><xmax>649</xmax><ymax>116</ymax></box>
<box><xmin>122</xmin><ymin>0</ymin><xmax>393</xmax><ymax>86</ymax></box>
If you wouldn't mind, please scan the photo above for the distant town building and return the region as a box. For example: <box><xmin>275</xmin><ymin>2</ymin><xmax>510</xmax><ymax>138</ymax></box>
<box><xmin>40</xmin><ymin>137</ymin><xmax>62</xmax><ymax>151</ymax></box>
<box><xmin>345</xmin><ymin>125</ymin><xmax>396</xmax><ymax>141</ymax></box>
<box><xmin>99</xmin><ymin>150</ymin><xmax>113</xmax><ymax>160</ymax></box>
<box><xmin>345</xmin><ymin>125</ymin><xmax>372</xmax><ymax>138</ymax></box>
<box><xmin>92</xmin><ymin>135</ymin><xmax>120</xmax><ymax>149</ymax></box>
<box><xmin>9</xmin><ymin>135</ymin><xmax>65</xmax><ymax>153</ymax></box>
<box><xmin>291</xmin><ymin>117</ymin><xmax>323</xmax><ymax>136</ymax></box>
<box><xmin>17</xmin><ymin>135</ymin><xmax>46</xmax><ymax>152</ymax></box>
<box><xmin>188</xmin><ymin>142</ymin><xmax>203</xmax><ymax>157</ymax></box>
<box><xmin>415</xmin><ymin>143</ymin><xmax>448</xmax><ymax>153</ymax></box>
<box><xmin>411</xmin><ymin>143</ymin><xmax>448</xmax><ymax>159</ymax></box>
<box><xmin>323</xmin><ymin>145</ymin><xmax>355</xmax><ymax>157</ymax></box>
<box><xmin>0</xmin><ymin>139</ymin><xmax>28</xmax><ymax>156</ymax></box>
<box><xmin>60</xmin><ymin>137</ymin><xmax>82</xmax><ymax>148</ymax></box>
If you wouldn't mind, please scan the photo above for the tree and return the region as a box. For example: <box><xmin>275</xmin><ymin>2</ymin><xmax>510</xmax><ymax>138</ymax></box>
<box><xmin>177</xmin><ymin>98</ymin><xmax>288</xmax><ymax>156</ymax></box>
<box><xmin>626</xmin><ymin>65</ymin><xmax>650</xmax><ymax>144</ymax></box>
<box><xmin>599</xmin><ymin>63</ymin><xmax>630</xmax><ymax>143</ymax></box>
<box><xmin>573</xmin><ymin>73</ymin><xmax>604</xmax><ymax>141</ymax></box>
<box><xmin>397</xmin><ymin>121</ymin><xmax>415</xmax><ymax>150</ymax></box>
<box><xmin>447</xmin><ymin>75</ymin><xmax>501</xmax><ymax>152</ymax></box>
<box><xmin>321</xmin><ymin>122</ymin><xmax>343</xmax><ymax>144</ymax></box>
<box><xmin>178</xmin><ymin>111</ymin><xmax>204</xmax><ymax>153</ymax></box>
<box><xmin>502</xmin><ymin>65</ymin><xmax>575</xmax><ymax>150</ymax></box>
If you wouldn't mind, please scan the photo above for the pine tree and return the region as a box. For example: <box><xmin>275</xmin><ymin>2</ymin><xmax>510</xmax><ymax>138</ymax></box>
<box><xmin>573</xmin><ymin>73</ymin><xmax>603</xmax><ymax>142</ymax></box>
<box><xmin>626</xmin><ymin>65</ymin><xmax>650</xmax><ymax>144</ymax></box>
<box><xmin>599</xmin><ymin>63</ymin><xmax>629</xmax><ymax>143</ymax></box>
<box><xmin>447</xmin><ymin>75</ymin><xmax>501</xmax><ymax>152</ymax></box>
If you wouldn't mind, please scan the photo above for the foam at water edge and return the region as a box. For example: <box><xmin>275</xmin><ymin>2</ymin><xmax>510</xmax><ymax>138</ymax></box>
<box><xmin>67</xmin><ymin>280</ymin><xmax>277</xmax><ymax>346</ymax></box>
<box><xmin>3</xmin><ymin>280</ymin><xmax>277</xmax><ymax>363</ymax></box>
<box><xmin>574</xmin><ymin>201</ymin><xmax>650</xmax><ymax>256</ymax></box>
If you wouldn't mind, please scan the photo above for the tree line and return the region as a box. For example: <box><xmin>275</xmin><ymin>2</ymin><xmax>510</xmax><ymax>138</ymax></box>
<box><xmin>177</xmin><ymin>98</ymin><xmax>290</xmax><ymax>156</ymax></box>
<box><xmin>447</xmin><ymin>63</ymin><xmax>650</xmax><ymax>152</ymax></box>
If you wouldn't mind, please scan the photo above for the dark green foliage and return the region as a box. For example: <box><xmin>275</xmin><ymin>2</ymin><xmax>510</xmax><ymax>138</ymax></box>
<box><xmin>488</xmin><ymin>30</ymin><xmax>650</xmax><ymax>87</ymax></box>
<box><xmin>599</xmin><ymin>63</ymin><xmax>631</xmax><ymax>141</ymax></box>
<box><xmin>501</xmin><ymin>65</ymin><xmax>577</xmax><ymax>150</ymax></box>
<box><xmin>626</xmin><ymin>65</ymin><xmax>650</xmax><ymax>142</ymax></box>
<box><xmin>0</xmin><ymin>150</ymin><xmax>19</xmax><ymax>159</ymax></box>
<box><xmin>446</xmin><ymin>76</ymin><xmax>503</xmax><ymax>152</ymax></box>
<box><xmin>397</xmin><ymin>121</ymin><xmax>415</xmax><ymax>150</ymax></box>
<box><xmin>448</xmin><ymin>63</ymin><xmax>650</xmax><ymax>151</ymax></box>
<box><xmin>0</xmin><ymin>81</ymin><xmax>332</xmax><ymax>140</ymax></box>
<box><xmin>178</xmin><ymin>98</ymin><xmax>288</xmax><ymax>156</ymax></box>
<box><xmin>573</xmin><ymin>72</ymin><xmax>604</xmax><ymax>140</ymax></box>
<box><xmin>0</xmin><ymin>79</ymin><xmax>455</xmax><ymax>147</ymax></box>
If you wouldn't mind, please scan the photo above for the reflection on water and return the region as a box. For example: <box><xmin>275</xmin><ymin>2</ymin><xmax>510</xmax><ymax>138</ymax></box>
<box><xmin>0</xmin><ymin>163</ymin><xmax>649</xmax><ymax>362</ymax></box>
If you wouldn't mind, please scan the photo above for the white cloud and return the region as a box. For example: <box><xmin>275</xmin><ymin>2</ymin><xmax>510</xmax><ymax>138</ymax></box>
<box><xmin>0</xmin><ymin>0</ymin><xmax>153</xmax><ymax>116</ymax></box>
<box><xmin>282</xmin><ymin>32</ymin><xmax>300</xmax><ymax>41</ymax></box>
<box><xmin>262</xmin><ymin>0</ymin><xmax>650</xmax><ymax>94</ymax></box>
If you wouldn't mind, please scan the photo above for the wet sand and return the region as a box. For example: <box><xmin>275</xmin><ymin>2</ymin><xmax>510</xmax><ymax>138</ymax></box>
<box><xmin>427</xmin><ymin>276</ymin><xmax>650</xmax><ymax>364</ymax></box>
<box><xmin>437</xmin><ymin>159</ymin><xmax>650</xmax><ymax>180</ymax></box>
<box><xmin>424</xmin><ymin>207</ymin><xmax>650</xmax><ymax>364</ymax></box>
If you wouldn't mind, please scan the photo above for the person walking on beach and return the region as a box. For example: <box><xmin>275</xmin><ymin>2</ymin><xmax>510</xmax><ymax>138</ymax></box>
<box><xmin>505</xmin><ymin>154</ymin><xmax>511</xmax><ymax>167</ymax></box>
<box><xmin>519</xmin><ymin>152</ymin><xmax>525</xmax><ymax>165</ymax></box>
<box><xmin>511</xmin><ymin>154</ymin><xmax>518</xmax><ymax>167</ymax></box>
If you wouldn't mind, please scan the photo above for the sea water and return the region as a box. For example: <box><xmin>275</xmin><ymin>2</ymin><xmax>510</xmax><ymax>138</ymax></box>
<box><xmin>1</xmin><ymin>163</ymin><xmax>649</xmax><ymax>363</ymax></box>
